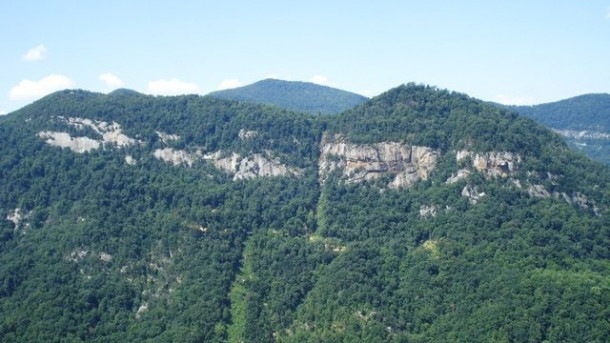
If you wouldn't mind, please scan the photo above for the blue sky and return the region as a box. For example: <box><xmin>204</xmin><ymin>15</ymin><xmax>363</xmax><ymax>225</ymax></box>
<box><xmin>1</xmin><ymin>1</ymin><xmax>609</xmax><ymax>114</ymax></box>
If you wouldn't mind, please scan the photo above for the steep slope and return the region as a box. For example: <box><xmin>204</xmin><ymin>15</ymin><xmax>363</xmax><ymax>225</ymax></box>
<box><xmin>509</xmin><ymin>94</ymin><xmax>610</xmax><ymax>165</ymax></box>
<box><xmin>288</xmin><ymin>85</ymin><xmax>610</xmax><ymax>342</ymax></box>
<box><xmin>0</xmin><ymin>90</ymin><xmax>324</xmax><ymax>342</ymax></box>
<box><xmin>208</xmin><ymin>78</ymin><xmax>368</xmax><ymax>114</ymax></box>
<box><xmin>1</xmin><ymin>85</ymin><xmax>609</xmax><ymax>342</ymax></box>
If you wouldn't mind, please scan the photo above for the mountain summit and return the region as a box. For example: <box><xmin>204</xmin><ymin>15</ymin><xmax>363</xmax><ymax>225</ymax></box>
<box><xmin>1</xmin><ymin>84</ymin><xmax>609</xmax><ymax>342</ymax></box>
<box><xmin>208</xmin><ymin>78</ymin><xmax>368</xmax><ymax>114</ymax></box>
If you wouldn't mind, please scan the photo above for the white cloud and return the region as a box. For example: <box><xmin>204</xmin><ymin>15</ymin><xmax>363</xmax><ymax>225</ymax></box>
<box><xmin>0</xmin><ymin>110</ymin><xmax>6</xmax><ymax>116</ymax></box>
<box><xmin>216</xmin><ymin>79</ymin><xmax>242</xmax><ymax>90</ymax></box>
<box><xmin>606</xmin><ymin>6</ymin><xmax>610</xmax><ymax>19</ymax></box>
<box><xmin>494</xmin><ymin>94</ymin><xmax>536</xmax><ymax>106</ymax></box>
<box><xmin>23</xmin><ymin>44</ymin><xmax>47</xmax><ymax>61</ymax></box>
<box><xmin>147</xmin><ymin>79</ymin><xmax>199</xmax><ymax>95</ymax></box>
<box><xmin>359</xmin><ymin>89</ymin><xmax>375</xmax><ymax>97</ymax></box>
<box><xmin>99</xmin><ymin>73</ymin><xmax>124</xmax><ymax>89</ymax></box>
<box><xmin>310</xmin><ymin>75</ymin><xmax>329</xmax><ymax>85</ymax></box>
<box><xmin>9</xmin><ymin>74</ymin><xmax>74</xmax><ymax>101</ymax></box>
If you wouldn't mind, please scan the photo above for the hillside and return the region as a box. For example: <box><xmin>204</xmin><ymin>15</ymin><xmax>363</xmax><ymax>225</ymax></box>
<box><xmin>207</xmin><ymin>78</ymin><xmax>368</xmax><ymax>114</ymax></box>
<box><xmin>1</xmin><ymin>85</ymin><xmax>609</xmax><ymax>342</ymax></box>
<box><xmin>509</xmin><ymin>94</ymin><xmax>610</xmax><ymax>165</ymax></box>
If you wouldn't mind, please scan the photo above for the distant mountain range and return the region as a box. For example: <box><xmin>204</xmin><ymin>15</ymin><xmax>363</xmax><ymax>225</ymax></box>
<box><xmin>209</xmin><ymin>80</ymin><xmax>610</xmax><ymax>165</ymax></box>
<box><xmin>507</xmin><ymin>94</ymin><xmax>610</xmax><ymax>165</ymax></box>
<box><xmin>208</xmin><ymin>78</ymin><xmax>368</xmax><ymax>114</ymax></box>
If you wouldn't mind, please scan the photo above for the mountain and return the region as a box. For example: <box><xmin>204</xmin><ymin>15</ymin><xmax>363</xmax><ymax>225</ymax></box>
<box><xmin>208</xmin><ymin>78</ymin><xmax>368</xmax><ymax>114</ymax></box>
<box><xmin>508</xmin><ymin>94</ymin><xmax>610</xmax><ymax>165</ymax></box>
<box><xmin>1</xmin><ymin>85</ymin><xmax>609</xmax><ymax>342</ymax></box>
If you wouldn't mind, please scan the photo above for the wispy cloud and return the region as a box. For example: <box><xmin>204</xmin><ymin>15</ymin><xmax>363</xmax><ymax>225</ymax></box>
<box><xmin>606</xmin><ymin>6</ymin><xmax>610</xmax><ymax>19</ymax></box>
<box><xmin>147</xmin><ymin>79</ymin><xmax>199</xmax><ymax>95</ymax></box>
<box><xmin>310</xmin><ymin>75</ymin><xmax>329</xmax><ymax>85</ymax></box>
<box><xmin>358</xmin><ymin>89</ymin><xmax>375</xmax><ymax>97</ymax></box>
<box><xmin>99</xmin><ymin>73</ymin><xmax>124</xmax><ymax>89</ymax></box>
<box><xmin>9</xmin><ymin>74</ymin><xmax>74</xmax><ymax>101</ymax></box>
<box><xmin>216</xmin><ymin>79</ymin><xmax>242</xmax><ymax>90</ymax></box>
<box><xmin>0</xmin><ymin>110</ymin><xmax>7</xmax><ymax>116</ymax></box>
<box><xmin>23</xmin><ymin>44</ymin><xmax>47</xmax><ymax>61</ymax></box>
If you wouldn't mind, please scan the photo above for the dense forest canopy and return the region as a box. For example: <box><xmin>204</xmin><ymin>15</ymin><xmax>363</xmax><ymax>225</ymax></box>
<box><xmin>1</xmin><ymin>84</ymin><xmax>609</xmax><ymax>342</ymax></box>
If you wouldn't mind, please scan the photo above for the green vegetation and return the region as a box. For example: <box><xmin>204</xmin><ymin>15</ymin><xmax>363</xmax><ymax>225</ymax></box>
<box><xmin>208</xmin><ymin>78</ymin><xmax>368</xmax><ymax>114</ymax></box>
<box><xmin>1</xmin><ymin>84</ymin><xmax>609</xmax><ymax>341</ymax></box>
<box><xmin>509</xmin><ymin>93</ymin><xmax>610</xmax><ymax>165</ymax></box>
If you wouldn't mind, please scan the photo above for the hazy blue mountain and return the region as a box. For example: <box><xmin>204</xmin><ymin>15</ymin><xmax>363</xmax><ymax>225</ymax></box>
<box><xmin>508</xmin><ymin>94</ymin><xmax>610</xmax><ymax>165</ymax></box>
<box><xmin>208</xmin><ymin>78</ymin><xmax>368</xmax><ymax>114</ymax></box>
<box><xmin>0</xmin><ymin>85</ymin><xmax>608</xmax><ymax>342</ymax></box>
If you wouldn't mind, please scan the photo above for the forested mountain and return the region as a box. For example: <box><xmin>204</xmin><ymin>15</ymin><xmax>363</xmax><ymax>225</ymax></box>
<box><xmin>508</xmin><ymin>94</ymin><xmax>610</xmax><ymax>165</ymax></box>
<box><xmin>1</xmin><ymin>85</ymin><xmax>609</xmax><ymax>342</ymax></box>
<box><xmin>207</xmin><ymin>78</ymin><xmax>368</xmax><ymax>114</ymax></box>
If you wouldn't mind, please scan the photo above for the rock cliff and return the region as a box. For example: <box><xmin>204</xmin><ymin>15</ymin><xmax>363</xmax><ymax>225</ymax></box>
<box><xmin>319</xmin><ymin>134</ymin><xmax>440</xmax><ymax>188</ymax></box>
<box><xmin>153</xmin><ymin>148</ymin><xmax>199</xmax><ymax>167</ymax></box>
<box><xmin>37</xmin><ymin>117</ymin><xmax>137</xmax><ymax>153</ymax></box>
<box><xmin>204</xmin><ymin>151</ymin><xmax>301</xmax><ymax>180</ymax></box>
<box><xmin>456</xmin><ymin>150</ymin><xmax>521</xmax><ymax>178</ymax></box>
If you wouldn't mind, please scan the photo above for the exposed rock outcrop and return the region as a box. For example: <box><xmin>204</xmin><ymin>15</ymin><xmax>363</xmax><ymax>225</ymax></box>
<box><xmin>67</xmin><ymin>249</ymin><xmax>88</xmax><ymax>263</ymax></box>
<box><xmin>319</xmin><ymin>134</ymin><xmax>440</xmax><ymax>188</ymax></box>
<box><xmin>37</xmin><ymin>131</ymin><xmax>101</xmax><ymax>153</ymax></box>
<box><xmin>528</xmin><ymin>184</ymin><xmax>600</xmax><ymax>216</ymax></box>
<box><xmin>154</xmin><ymin>148</ymin><xmax>199</xmax><ymax>167</ymax></box>
<box><xmin>238</xmin><ymin>129</ymin><xmax>258</xmax><ymax>140</ymax></box>
<box><xmin>204</xmin><ymin>151</ymin><xmax>301</xmax><ymax>180</ymax></box>
<box><xmin>156</xmin><ymin>131</ymin><xmax>180</xmax><ymax>144</ymax></box>
<box><xmin>445</xmin><ymin>168</ymin><xmax>471</xmax><ymax>184</ymax></box>
<box><xmin>554</xmin><ymin>129</ymin><xmax>610</xmax><ymax>140</ymax></box>
<box><xmin>456</xmin><ymin>150</ymin><xmax>521</xmax><ymax>178</ymax></box>
<box><xmin>125</xmin><ymin>155</ymin><xmax>136</xmax><ymax>165</ymax></box>
<box><xmin>527</xmin><ymin>184</ymin><xmax>551</xmax><ymax>198</ymax></box>
<box><xmin>419</xmin><ymin>205</ymin><xmax>437</xmax><ymax>218</ymax></box>
<box><xmin>461</xmin><ymin>185</ymin><xmax>485</xmax><ymax>204</ymax></box>
<box><xmin>37</xmin><ymin>117</ymin><xmax>137</xmax><ymax>153</ymax></box>
<box><xmin>66</xmin><ymin>117</ymin><xmax>136</xmax><ymax>147</ymax></box>
<box><xmin>6</xmin><ymin>208</ymin><xmax>31</xmax><ymax>232</ymax></box>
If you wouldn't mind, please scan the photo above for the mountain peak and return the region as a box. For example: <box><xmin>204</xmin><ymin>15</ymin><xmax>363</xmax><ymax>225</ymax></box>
<box><xmin>108</xmin><ymin>88</ymin><xmax>143</xmax><ymax>97</ymax></box>
<box><xmin>208</xmin><ymin>78</ymin><xmax>368</xmax><ymax>114</ymax></box>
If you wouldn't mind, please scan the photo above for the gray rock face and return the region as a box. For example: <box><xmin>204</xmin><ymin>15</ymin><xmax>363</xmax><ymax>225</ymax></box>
<box><xmin>445</xmin><ymin>168</ymin><xmax>471</xmax><ymax>184</ymax></box>
<box><xmin>155</xmin><ymin>131</ymin><xmax>181</xmax><ymax>143</ymax></box>
<box><xmin>456</xmin><ymin>150</ymin><xmax>521</xmax><ymax>178</ymax></box>
<box><xmin>528</xmin><ymin>185</ymin><xmax>600</xmax><ymax>216</ymax></box>
<box><xmin>238</xmin><ymin>129</ymin><xmax>258</xmax><ymax>140</ymax></box>
<box><xmin>233</xmin><ymin>154</ymin><xmax>300</xmax><ymax>180</ymax></box>
<box><xmin>154</xmin><ymin>148</ymin><xmax>198</xmax><ymax>167</ymax></box>
<box><xmin>204</xmin><ymin>151</ymin><xmax>301</xmax><ymax>180</ymax></box>
<box><xmin>419</xmin><ymin>205</ymin><xmax>438</xmax><ymax>218</ymax></box>
<box><xmin>37</xmin><ymin>131</ymin><xmax>101</xmax><ymax>153</ymax></box>
<box><xmin>319</xmin><ymin>134</ymin><xmax>440</xmax><ymax>188</ymax></box>
<box><xmin>37</xmin><ymin>117</ymin><xmax>137</xmax><ymax>153</ymax></box>
<box><xmin>528</xmin><ymin>184</ymin><xmax>552</xmax><ymax>198</ymax></box>
<box><xmin>461</xmin><ymin>185</ymin><xmax>485</xmax><ymax>204</ymax></box>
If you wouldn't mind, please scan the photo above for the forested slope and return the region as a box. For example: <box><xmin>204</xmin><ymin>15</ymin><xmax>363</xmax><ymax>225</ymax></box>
<box><xmin>509</xmin><ymin>93</ymin><xmax>610</xmax><ymax>165</ymax></box>
<box><xmin>0</xmin><ymin>85</ymin><xmax>608</xmax><ymax>342</ymax></box>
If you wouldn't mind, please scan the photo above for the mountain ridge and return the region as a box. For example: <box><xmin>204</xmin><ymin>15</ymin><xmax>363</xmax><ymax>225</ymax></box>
<box><xmin>207</xmin><ymin>78</ymin><xmax>369</xmax><ymax>114</ymax></box>
<box><xmin>505</xmin><ymin>93</ymin><xmax>610</xmax><ymax>165</ymax></box>
<box><xmin>1</xmin><ymin>83</ymin><xmax>609</xmax><ymax>342</ymax></box>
